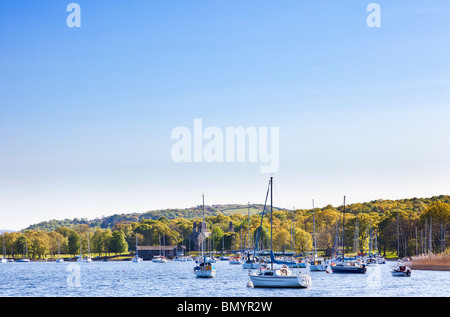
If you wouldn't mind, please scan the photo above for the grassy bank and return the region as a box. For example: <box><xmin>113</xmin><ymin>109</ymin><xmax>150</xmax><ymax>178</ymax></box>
<box><xmin>410</xmin><ymin>252</ymin><xmax>450</xmax><ymax>271</ymax></box>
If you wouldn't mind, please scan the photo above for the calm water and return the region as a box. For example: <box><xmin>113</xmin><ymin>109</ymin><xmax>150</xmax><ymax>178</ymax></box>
<box><xmin>0</xmin><ymin>260</ymin><xmax>448</xmax><ymax>297</ymax></box>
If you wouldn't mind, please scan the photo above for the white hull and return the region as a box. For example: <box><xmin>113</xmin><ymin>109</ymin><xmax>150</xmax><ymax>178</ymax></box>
<box><xmin>196</xmin><ymin>269</ymin><xmax>216</xmax><ymax>278</ymax></box>
<box><xmin>391</xmin><ymin>261</ymin><xmax>411</xmax><ymax>276</ymax></box>
<box><xmin>310</xmin><ymin>264</ymin><xmax>327</xmax><ymax>271</ymax></box>
<box><xmin>249</xmin><ymin>274</ymin><xmax>311</xmax><ymax>288</ymax></box>
<box><xmin>391</xmin><ymin>267</ymin><xmax>411</xmax><ymax>276</ymax></box>
<box><xmin>78</xmin><ymin>258</ymin><xmax>92</xmax><ymax>263</ymax></box>
<box><xmin>152</xmin><ymin>256</ymin><xmax>168</xmax><ymax>263</ymax></box>
<box><xmin>391</xmin><ymin>271</ymin><xmax>411</xmax><ymax>276</ymax></box>
<box><xmin>16</xmin><ymin>259</ymin><xmax>30</xmax><ymax>262</ymax></box>
<box><xmin>366</xmin><ymin>262</ymin><xmax>378</xmax><ymax>266</ymax></box>
<box><xmin>132</xmin><ymin>257</ymin><xmax>143</xmax><ymax>262</ymax></box>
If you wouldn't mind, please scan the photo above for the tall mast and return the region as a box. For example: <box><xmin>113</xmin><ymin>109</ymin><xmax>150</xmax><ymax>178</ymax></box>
<box><xmin>135</xmin><ymin>234</ymin><xmax>139</xmax><ymax>257</ymax></box>
<box><xmin>313</xmin><ymin>199</ymin><xmax>317</xmax><ymax>259</ymax></box>
<box><xmin>397</xmin><ymin>205</ymin><xmax>400</xmax><ymax>259</ymax></box>
<box><xmin>342</xmin><ymin>196</ymin><xmax>346</xmax><ymax>258</ymax></box>
<box><xmin>202</xmin><ymin>193</ymin><xmax>205</xmax><ymax>261</ymax></box>
<box><xmin>247</xmin><ymin>202</ymin><xmax>250</xmax><ymax>255</ymax></box>
<box><xmin>369</xmin><ymin>219</ymin><xmax>372</xmax><ymax>256</ymax></box>
<box><xmin>270</xmin><ymin>176</ymin><xmax>273</xmax><ymax>270</ymax></box>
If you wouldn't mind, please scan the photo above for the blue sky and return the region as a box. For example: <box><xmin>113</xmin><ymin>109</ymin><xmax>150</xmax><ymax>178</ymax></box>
<box><xmin>1</xmin><ymin>1</ymin><xmax>450</xmax><ymax>230</ymax></box>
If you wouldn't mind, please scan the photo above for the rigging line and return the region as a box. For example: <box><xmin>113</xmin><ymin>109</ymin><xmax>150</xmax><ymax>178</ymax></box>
<box><xmin>272</xmin><ymin>178</ymin><xmax>282</xmax><ymax>210</ymax></box>
<box><xmin>251</xmin><ymin>178</ymin><xmax>271</xmax><ymax>263</ymax></box>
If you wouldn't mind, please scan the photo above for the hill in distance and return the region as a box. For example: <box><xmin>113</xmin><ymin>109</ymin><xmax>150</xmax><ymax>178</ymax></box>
<box><xmin>20</xmin><ymin>195</ymin><xmax>450</xmax><ymax>232</ymax></box>
<box><xmin>23</xmin><ymin>204</ymin><xmax>284</xmax><ymax>232</ymax></box>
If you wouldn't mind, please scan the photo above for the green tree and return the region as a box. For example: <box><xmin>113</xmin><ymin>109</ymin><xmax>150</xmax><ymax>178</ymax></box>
<box><xmin>68</xmin><ymin>231</ymin><xmax>80</xmax><ymax>256</ymax></box>
<box><xmin>110</xmin><ymin>231</ymin><xmax>128</xmax><ymax>254</ymax></box>
<box><xmin>101</xmin><ymin>229</ymin><xmax>113</xmax><ymax>255</ymax></box>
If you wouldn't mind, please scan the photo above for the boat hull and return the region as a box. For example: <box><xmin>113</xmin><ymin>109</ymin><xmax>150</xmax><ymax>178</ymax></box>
<box><xmin>249</xmin><ymin>274</ymin><xmax>311</xmax><ymax>288</ymax></box>
<box><xmin>310</xmin><ymin>264</ymin><xmax>327</xmax><ymax>271</ymax></box>
<box><xmin>287</xmin><ymin>262</ymin><xmax>307</xmax><ymax>268</ymax></box>
<box><xmin>195</xmin><ymin>270</ymin><xmax>216</xmax><ymax>278</ymax></box>
<box><xmin>332</xmin><ymin>266</ymin><xmax>367</xmax><ymax>274</ymax></box>
<box><xmin>391</xmin><ymin>271</ymin><xmax>411</xmax><ymax>277</ymax></box>
<box><xmin>391</xmin><ymin>268</ymin><xmax>411</xmax><ymax>276</ymax></box>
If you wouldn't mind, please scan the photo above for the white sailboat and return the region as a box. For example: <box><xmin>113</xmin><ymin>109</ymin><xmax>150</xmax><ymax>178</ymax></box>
<box><xmin>229</xmin><ymin>256</ymin><xmax>243</xmax><ymax>265</ymax></box>
<box><xmin>152</xmin><ymin>234</ymin><xmax>168</xmax><ymax>263</ymax></box>
<box><xmin>330</xmin><ymin>197</ymin><xmax>366</xmax><ymax>274</ymax></box>
<box><xmin>152</xmin><ymin>255</ymin><xmax>168</xmax><ymax>263</ymax></box>
<box><xmin>1</xmin><ymin>234</ymin><xmax>7</xmax><ymax>263</ymax></box>
<box><xmin>242</xmin><ymin>202</ymin><xmax>260</xmax><ymax>270</ymax></box>
<box><xmin>17</xmin><ymin>238</ymin><xmax>30</xmax><ymax>262</ymax></box>
<box><xmin>55</xmin><ymin>239</ymin><xmax>64</xmax><ymax>263</ymax></box>
<box><xmin>391</xmin><ymin>206</ymin><xmax>411</xmax><ymax>276</ymax></box>
<box><xmin>249</xmin><ymin>177</ymin><xmax>311</xmax><ymax>288</ymax></box>
<box><xmin>77</xmin><ymin>233</ymin><xmax>92</xmax><ymax>262</ymax></box>
<box><xmin>219</xmin><ymin>235</ymin><xmax>229</xmax><ymax>261</ymax></box>
<box><xmin>194</xmin><ymin>194</ymin><xmax>216</xmax><ymax>278</ymax></box>
<box><xmin>132</xmin><ymin>235</ymin><xmax>143</xmax><ymax>262</ymax></box>
<box><xmin>309</xmin><ymin>199</ymin><xmax>327</xmax><ymax>272</ymax></box>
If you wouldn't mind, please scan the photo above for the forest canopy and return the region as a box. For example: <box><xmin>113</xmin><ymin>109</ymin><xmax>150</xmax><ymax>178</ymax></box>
<box><xmin>3</xmin><ymin>195</ymin><xmax>449</xmax><ymax>259</ymax></box>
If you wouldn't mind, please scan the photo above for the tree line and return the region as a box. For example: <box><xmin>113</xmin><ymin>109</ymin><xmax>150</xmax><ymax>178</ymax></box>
<box><xmin>2</xmin><ymin>196</ymin><xmax>449</xmax><ymax>259</ymax></box>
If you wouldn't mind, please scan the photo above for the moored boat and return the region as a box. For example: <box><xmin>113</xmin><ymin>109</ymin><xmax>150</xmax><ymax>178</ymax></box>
<box><xmin>391</xmin><ymin>261</ymin><xmax>412</xmax><ymax>276</ymax></box>
<box><xmin>194</xmin><ymin>194</ymin><xmax>216</xmax><ymax>278</ymax></box>
<box><xmin>152</xmin><ymin>255</ymin><xmax>168</xmax><ymax>263</ymax></box>
<box><xmin>248</xmin><ymin>177</ymin><xmax>311</xmax><ymax>289</ymax></box>
<box><xmin>249</xmin><ymin>265</ymin><xmax>311</xmax><ymax>288</ymax></box>
<box><xmin>242</xmin><ymin>256</ymin><xmax>260</xmax><ymax>269</ymax></box>
<box><xmin>309</xmin><ymin>257</ymin><xmax>328</xmax><ymax>271</ymax></box>
<box><xmin>132</xmin><ymin>235</ymin><xmax>143</xmax><ymax>262</ymax></box>
<box><xmin>229</xmin><ymin>256</ymin><xmax>242</xmax><ymax>265</ymax></box>
<box><xmin>331</xmin><ymin>260</ymin><xmax>367</xmax><ymax>274</ymax></box>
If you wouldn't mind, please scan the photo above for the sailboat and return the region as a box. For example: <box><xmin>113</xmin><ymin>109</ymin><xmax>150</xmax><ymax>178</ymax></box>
<box><xmin>242</xmin><ymin>202</ymin><xmax>259</xmax><ymax>269</ymax></box>
<box><xmin>77</xmin><ymin>233</ymin><xmax>93</xmax><ymax>262</ymax></box>
<box><xmin>309</xmin><ymin>199</ymin><xmax>327</xmax><ymax>271</ymax></box>
<box><xmin>1</xmin><ymin>234</ymin><xmax>7</xmax><ymax>263</ymax></box>
<box><xmin>17</xmin><ymin>238</ymin><xmax>31</xmax><ymax>262</ymax></box>
<box><xmin>132</xmin><ymin>235</ymin><xmax>143</xmax><ymax>262</ymax></box>
<box><xmin>194</xmin><ymin>194</ymin><xmax>216</xmax><ymax>278</ymax></box>
<box><xmin>152</xmin><ymin>235</ymin><xmax>168</xmax><ymax>263</ymax></box>
<box><xmin>330</xmin><ymin>196</ymin><xmax>366</xmax><ymax>274</ymax></box>
<box><xmin>55</xmin><ymin>239</ymin><xmax>64</xmax><ymax>263</ymax></box>
<box><xmin>248</xmin><ymin>177</ymin><xmax>311</xmax><ymax>288</ymax></box>
<box><xmin>219</xmin><ymin>236</ymin><xmax>229</xmax><ymax>261</ymax></box>
<box><xmin>391</xmin><ymin>206</ymin><xmax>411</xmax><ymax>276</ymax></box>
<box><xmin>364</xmin><ymin>219</ymin><xmax>378</xmax><ymax>266</ymax></box>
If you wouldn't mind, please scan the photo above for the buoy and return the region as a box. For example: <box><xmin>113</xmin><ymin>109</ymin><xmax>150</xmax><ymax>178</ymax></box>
<box><xmin>247</xmin><ymin>279</ymin><xmax>254</xmax><ymax>288</ymax></box>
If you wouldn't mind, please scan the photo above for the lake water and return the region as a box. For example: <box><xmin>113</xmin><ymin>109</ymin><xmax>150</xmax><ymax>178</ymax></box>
<box><xmin>0</xmin><ymin>260</ymin><xmax>449</xmax><ymax>297</ymax></box>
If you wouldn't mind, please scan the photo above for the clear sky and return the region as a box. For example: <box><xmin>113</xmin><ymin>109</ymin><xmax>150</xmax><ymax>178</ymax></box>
<box><xmin>1</xmin><ymin>1</ymin><xmax>450</xmax><ymax>230</ymax></box>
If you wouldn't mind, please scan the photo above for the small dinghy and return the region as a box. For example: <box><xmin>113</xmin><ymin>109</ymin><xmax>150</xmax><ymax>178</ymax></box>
<box><xmin>391</xmin><ymin>260</ymin><xmax>412</xmax><ymax>277</ymax></box>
